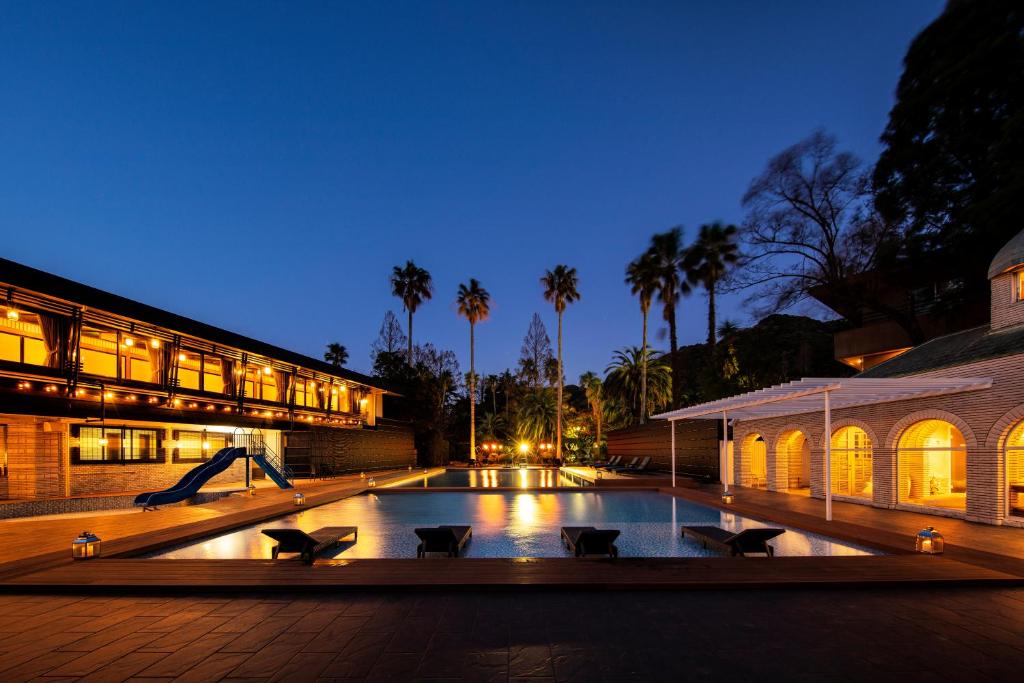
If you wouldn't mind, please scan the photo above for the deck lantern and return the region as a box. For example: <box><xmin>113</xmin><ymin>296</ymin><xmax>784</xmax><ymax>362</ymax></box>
<box><xmin>293</xmin><ymin>492</ymin><xmax>305</xmax><ymax>506</ymax></box>
<box><xmin>915</xmin><ymin>526</ymin><xmax>944</xmax><ymax>554</ymax></box>
<box><xmin>368</xmin><ymin>477</ymin><xmax>376</xmax><ymax>487</ymax></box>
<box><xmin>359</xmin><ymin>471</ymin><xmax>365</xmax><ymax>479</ymax></box>
<box><xmin>248</xmin><ymin>484</ymin><xmax>257</xmax><ymax>497</ymax></box>
<box><xmin>721</xmin><ymin>489</ymin><xmax>735</xmax><ymax>504</ymax></box>
<box><xmin>72</xmin><ymin>531</ymin><xmax>101</xmax><ymax>560</ymax></box>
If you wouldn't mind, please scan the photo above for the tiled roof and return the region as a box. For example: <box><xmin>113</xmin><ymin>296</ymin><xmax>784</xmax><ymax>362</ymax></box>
<box><xmin>858</xmin><ymin>324</ymin><xmax>1024</xmax><ymax>378</ymax></box>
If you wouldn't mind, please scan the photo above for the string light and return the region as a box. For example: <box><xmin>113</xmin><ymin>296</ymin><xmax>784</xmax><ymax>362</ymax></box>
<box><xmin>150</xmin><ymin>338</ymin><xmax>161</xmax><ymax>349</ymax></box>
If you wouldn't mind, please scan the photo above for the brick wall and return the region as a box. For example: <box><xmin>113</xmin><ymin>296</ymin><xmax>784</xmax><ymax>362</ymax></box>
<box><xmin>285</xmin><ymin>420</ymin><xmax>416</xmax><ymax>473</ymax></box>
<box><xmin>69</xmin><ymin>458</ymin><xmax>248</xmax><ymax>497</ymax></box>
<box><xmin>991</xmin><ymin>271</ymin><xmax>1024</xmax><ymax>330</ymax></box>
<box><xmin>732</xmin><ymin>353</ymin><xmax>1024</xmax><ymax>525</ymax></box>
<box><xmin>606</xmin><ymin>420</ymin><xmax>719</xmax><ymax>479</ymax></box>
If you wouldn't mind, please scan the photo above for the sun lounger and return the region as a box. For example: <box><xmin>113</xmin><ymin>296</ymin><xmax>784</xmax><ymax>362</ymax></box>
<box><xmin>622</xmin><ymin>456</ymin><xmax>651</xmax><ymax>474</ymax></box>
<box><xmin>560</xmin><ymin>526</ymin><xmax>620</xmax><ymax>557</ymax></box>
<box><xmin>681</xmin><ymin>525</ymin><xmax>785</xmax><ymax>557</ymax></box>
<box><xmin>415</xmin><ymin>525</ymin><xmax>473</xmax><ymax>557</ymax></box>
<box><xmin>594</xmin><ymin>456</ymin><xmax>621</xmax><ymax>470</ymax></box>
<box><xmin>608</xmin><ymin>457</ymin><xmax>638</xmax><ymax>472</ymax></box>
<box><xmin>261</xmin><ymin>526</ymin><xmax>358</xmax><ymax>564</ymax></box>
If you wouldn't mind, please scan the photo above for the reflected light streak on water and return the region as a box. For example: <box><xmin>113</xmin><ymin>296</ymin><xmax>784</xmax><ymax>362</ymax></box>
<box><xmin>147</xmin><ymin>491</ymin><xmax>880</xmax><ymax>560</ymax></box>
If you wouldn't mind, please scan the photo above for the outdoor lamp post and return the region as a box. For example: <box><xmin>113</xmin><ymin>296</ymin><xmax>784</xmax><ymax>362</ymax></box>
<box><xmin>915</xmin><ymin>526</ymin><xmax>944</xmax><ymax>554</ymax></box>
<box><xmin>72</xmin><ymin>531</ymin><xmax>101</xmax><ymax>559</ymax></box>
<box><xmin>293</xmin><ymin>492</ymin><xmax>305</xmax><ymax>506</ymax></box>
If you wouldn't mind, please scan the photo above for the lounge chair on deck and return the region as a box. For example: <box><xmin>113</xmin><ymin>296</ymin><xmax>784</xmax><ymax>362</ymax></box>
<box><xmin>561</xmin><ymin>526</ymin><xmax>620</xmax><ymax>557</ymax></box>
<box><xmin>415</xmin><ymin>525</ymin><xmax>473</xmax><ymax>557</ymax></box>
<box><xmin>681</xmin><ymin>526</ymin><xmax>785</xmax><ymax>557</ymax></box>
<box><xmin>594</xmin><ymin>456</ymin><xmax>621</xmax><ymax>470</ymax></box>
<box><xmin>608</xmin><ymin>457</ymin><xmax>638</xmax><ymax>472</ymax></box>
<box><xmin>261</xmin><ymin>526</ymin><xmax>358</xmax><ymax>564</ymax></box>
<box><xmin>621</xmin><ymin>456</ymin><xmax>651</xmax><ymax>474</ymax></box>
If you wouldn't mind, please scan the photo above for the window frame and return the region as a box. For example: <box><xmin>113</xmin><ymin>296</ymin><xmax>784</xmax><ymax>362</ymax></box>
<box><xmin>70</xmin><ymin>424</ymin><xmax>166</xmax><ymax>465</ymax></box>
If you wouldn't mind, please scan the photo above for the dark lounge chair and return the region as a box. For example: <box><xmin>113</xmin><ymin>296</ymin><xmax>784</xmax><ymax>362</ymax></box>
<box><xmin>681</xmin><ymin>526</ymin><xmax>785</xmax><ymax>557</ymax></box>
<box><xmin>621</xmin><ymin>456</ymin><xmax>651</xmax><ymax>474</ymax></box>
<box><xmin>594</xmin><ymin>456</ymin><xmax>621</xmax><ymax>470</ymax></box>
<box><xmin>560</xmin><ymin>526</ymin><xmax>620</xmax><ymax>557</ymax></box>
<box><xmin>261</xmin><ymin>526</ymin><xmax>358</xmax><ymax>564</ymax></box>
<box><xmin>608</xmin><ymin>457</ymin><xmax>638</xmax><ymax>472</ymax></box>
<box><xmin>415</xmin><ymin>525</ymin><xmax>473</xmax><ymax>557</ymax></box>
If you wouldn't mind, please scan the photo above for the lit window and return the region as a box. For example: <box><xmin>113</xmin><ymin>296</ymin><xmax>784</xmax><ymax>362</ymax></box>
<box><xmin>897</xmin><ymin>419</ymin><xmax>966</xmax><ymax>511</ymax></box>
<box><xmin>0</xmin><ymin>310</ymin><xmax>48</xmax><ymax>366</ymax></box>
<box><xmin>73</xmin><ymin>426</ymin><xmax>164</xmax><ymax>463</ymax></box>
<box><xmin>831</xmin><ymin>427</ymin><xmax>873</xmax><ymax>498</ymax></box>
<box><xmin>1016</xmin><ymin>270</ymin><xmax>1024</xmax><ymax>302</ymax></box>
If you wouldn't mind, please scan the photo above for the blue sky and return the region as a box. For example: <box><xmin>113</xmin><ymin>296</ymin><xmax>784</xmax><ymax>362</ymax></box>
<box><xmin>0</xmin><ymin>1</ymin><xmax>944</xmax><ymax>381</ymax></box>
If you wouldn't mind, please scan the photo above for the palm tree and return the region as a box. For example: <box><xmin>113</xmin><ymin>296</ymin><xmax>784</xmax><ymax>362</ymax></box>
<box><xmin>579</xmin><ymin>371</ymin><xmax>605</xmax><ymax>456</ymax></box>
<box><xmin>625</xmin><ymin>253</ymin><xmax>660</xmax><ymax>424</ymax></box>
<box><xmin>323</xmin><ymin>342</ymin><xmax>348</xmax><ymax>368</ymax></box>
<box><xmin>541</xmin><ymin>265</ymin><xmax>580</xmax><ymax>462</ymax></box>
<box><xmin>684</xmin><ymin>222</ymin><xmax>739</xmax><ymax>348</ymax></box>
<box><xmin>646</xmin><ymin>228</ymin><xmax>690</xmax><ymax>408</ymax></box>
<box><xmin>456</xmin><ymin>278</ymin><xmax>491</xmax><ymax>461</ymax></box>
<box><xmin>390</xmin><ymin>260</ymin><xmax>433</xmax><ymax>365</ymax></box>
<box><xmin>604</xmin><ymin>346</ymin><xmax>672</xmax><ymax>422</ymax></box>
<box><xmin>517</xmin><ymin>389</ymin><xmax>558</xmax><ymax>444</ymax></box>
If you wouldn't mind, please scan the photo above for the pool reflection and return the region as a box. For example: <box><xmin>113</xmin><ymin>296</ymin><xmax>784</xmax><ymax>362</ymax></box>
<box><xmin>147</xmin><ymin>491</ymin><xmax>879</xmax><ymax>560</ymax></box>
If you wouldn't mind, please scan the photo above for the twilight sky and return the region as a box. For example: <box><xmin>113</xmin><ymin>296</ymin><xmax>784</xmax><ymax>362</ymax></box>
<box><xmin>1</xmin><ymin>1</ymin><xmax>944</xmax><ymax>382</ymax></box>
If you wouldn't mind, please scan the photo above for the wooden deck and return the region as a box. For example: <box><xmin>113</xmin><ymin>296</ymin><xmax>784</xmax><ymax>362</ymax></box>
<box><xmin>5</xmin><ymin>555</ymin><xmax>1018</xmax><ymax>590</ymax></box>
<box><xmin>662</xmin><ymin>484</ymin><xmax>1024</xmax><ymax>578</ymax></box>
<box><xmin>0</xmin><ymin>469</ymin><xmax>433</xmax><ymax>581</ymax></box>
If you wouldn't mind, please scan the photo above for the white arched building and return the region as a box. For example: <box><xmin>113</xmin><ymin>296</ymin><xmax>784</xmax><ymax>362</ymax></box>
<box><xmin>656</xmin><ymin>228</ymin><xmax>1024</xmax><ymax>526</ymax></box>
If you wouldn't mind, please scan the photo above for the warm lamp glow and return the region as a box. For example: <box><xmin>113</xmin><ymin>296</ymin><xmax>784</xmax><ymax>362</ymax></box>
<box><xmin>178</xmin><ymin>353</ymin><xmax>187</xmax><ymax>362</ymax></box>
<box><xmin>6</xmin><ymin>308</ymin><xmax>19</xmax><ymax>321</ymax></box>
<box><xmin>518</xmin><ymin>441</ymin><xmax>530</xmax><ymax>454</ymax></box>
<box><xmin>263</xmin><ymin>366</ymin><xmax>272</xmax><ymax>375</ymax></box>
<box><xmin>123</xmin><ymin>337</ymin><xmax>134</xmax><ymax>347</ymax></box>
<box><xmin>150</xmin><ymin>338</ymin><xmax>160</xmax><ymax>348</ymax></box>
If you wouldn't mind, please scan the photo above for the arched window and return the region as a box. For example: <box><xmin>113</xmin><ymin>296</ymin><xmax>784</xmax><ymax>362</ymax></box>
<box><xmin>743</xmin><ymin>433</ymin><xmax>767</xmax><ymax>488</ymax></box>
<box><xmin>897</xmin><ymin>420</ymin><xmax>967</xmax><ymax>511</ymax></box>
<box><xmin>776</xmin><ymin>430</ymin><xmax>810</xmax><ymax>491</ymax></box>
<box><xmin>831</xmin><ymin>426</ymin><xmax>872</xmax><ymax>498</ymax></box>
<box><xmin>1005</xmin><ymin>421</ymin><xmax>1024</xmax><ymax>518</ymax></box>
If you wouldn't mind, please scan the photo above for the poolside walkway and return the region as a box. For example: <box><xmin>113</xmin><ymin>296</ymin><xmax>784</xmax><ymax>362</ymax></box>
<box><xmin>0</xmin><ymin>587</ymin><xmax>1022</xmax><ymax>680</ymax></box>
<box><xmin>0</xmin><ymin>469</ymin><xmax>430</xmax><ymax>581</ymax></box>
<box><xmin>663</xmin><ymin>483</ymin><xmax>1024</xmax><ymax>577</ymax></box>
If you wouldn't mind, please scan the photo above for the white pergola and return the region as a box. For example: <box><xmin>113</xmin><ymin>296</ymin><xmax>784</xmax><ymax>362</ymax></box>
<box><xmin>653</xmin><ymin>377</ymin><xmax>992</xmax><ymax>520</ymax></box>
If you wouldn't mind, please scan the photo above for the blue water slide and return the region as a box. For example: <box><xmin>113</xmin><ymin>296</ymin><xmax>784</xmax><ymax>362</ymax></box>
<box><xmin>252</xmin><ymin>452</ymin><xmax>294</xmax><ymax>489</ymax></box>
<box><xmin>133</xmin><ymin>446</ymin><xmax>245</xmax><ymax>508</ymax></box>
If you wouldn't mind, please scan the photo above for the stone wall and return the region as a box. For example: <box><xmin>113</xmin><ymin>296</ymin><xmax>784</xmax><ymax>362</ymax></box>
<box><xmin>732</xmin><ymin>353</ymin><xmax>1024</xmax><ymax>525</ymax></box>
<box><xmin>605</xmin><ymin>420</ymin><xmax>720</xmax><ymax>479</ymax></box>
<box><xmin>5</xmin><ymin>419</ymin><xmax>66</xmax><ymax>499</ymax></box>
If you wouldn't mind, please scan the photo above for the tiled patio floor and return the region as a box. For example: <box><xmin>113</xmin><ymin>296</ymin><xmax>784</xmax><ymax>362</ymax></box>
<box><xmin>1</xmin><ymin>587</ymin><xmax>1022</xmax><ymax>681</ymax></box>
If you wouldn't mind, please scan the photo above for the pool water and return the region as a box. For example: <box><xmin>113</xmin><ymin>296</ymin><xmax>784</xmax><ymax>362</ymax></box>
<box><xmin>396</xmin><ymin>468</ymin><xmax>580</xmax><ymax>488</ymax></box>
<box><xmin>147</xmin><ymin>491</ymin><xmax>878</xmax><ymax>559</ymax></box>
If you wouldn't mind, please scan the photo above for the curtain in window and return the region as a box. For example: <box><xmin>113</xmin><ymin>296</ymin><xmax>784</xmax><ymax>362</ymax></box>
<box><xmin>37</xmin><ymin>313</ymin><xmax>67</xmax><ymax>369</ymax></box>
<box><xmin>273</xmin><ymin>371</ymin><xmax>287</xmax><ymax>404</ymax></box>
<box><xmin>222</xmin><ymin>358</ymin><xmax>236</xmax><ymax>397</ymax></box>
<box><xmin>147</xmin><ymin>344</ymin><xmax>166</xmax><ymax>384</ymax></box>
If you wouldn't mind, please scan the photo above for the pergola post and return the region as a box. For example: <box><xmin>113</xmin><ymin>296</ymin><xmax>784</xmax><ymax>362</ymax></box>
<box><xmin>824</xmin><ymin>389</ymin><xmax>832</xmax><ymax>521</ymax></box>
<box><xmin>670</xmin><ymin>419</ymin><xmax>676</xmax><ymax>488</ymax></box>
<box><xmin>721</xmin><ymin>409</ymin><xmax>729</xmax><ymax>493</ymax></box>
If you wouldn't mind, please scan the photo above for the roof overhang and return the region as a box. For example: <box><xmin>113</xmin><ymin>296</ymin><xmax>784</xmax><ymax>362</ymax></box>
<box><xmin>652</xmin><ymin>377</ymin><xmax>993</xmax><ymax>421</ymax></box>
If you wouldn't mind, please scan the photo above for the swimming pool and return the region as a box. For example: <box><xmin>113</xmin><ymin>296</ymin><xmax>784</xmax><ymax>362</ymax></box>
<box><xmin>147</xmin><ymin>490</ymin><xmax>877</xmax><ymax>559</ymax></box>
<box><xmin>395</xmin><ymin>468</ymin><xmax>581</xmax><ymax>488</ymax></box>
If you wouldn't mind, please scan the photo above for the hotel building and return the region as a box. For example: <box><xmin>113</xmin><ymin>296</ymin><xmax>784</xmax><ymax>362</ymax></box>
<box><xmin>0</xmin><ymin>258</ymin><xmax>414</xmax><ymax>511</ymax></box>
<box><xmin>648</xmin><ymin>228</ymin><xmax>1024</xmax><ymax>527</ymax></box>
